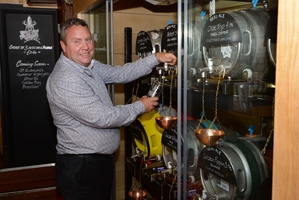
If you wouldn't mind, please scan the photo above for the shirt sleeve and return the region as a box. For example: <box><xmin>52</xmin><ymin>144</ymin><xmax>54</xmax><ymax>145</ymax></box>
<box><xmin>47</xmin><ymin>66</ymin><xmax>145</xmax><ymax>129</ymax></box>
<box><xmin>95</xmin><ymin>54</ymin><xmax>160</xmax><ymax>84</ymax></box>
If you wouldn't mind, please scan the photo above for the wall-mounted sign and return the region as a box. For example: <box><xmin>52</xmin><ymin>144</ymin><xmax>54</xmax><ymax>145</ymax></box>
<box><xmin>0</xmin><ymin>5</ymin><xmax>59</xmax><ymax>168</ymax></box>
<box><xmin>136</xmin><ymin>31</ymin><xmax>153</xmax><ymax>54</ymax></box>
<box><xmin>161</xmin><ymin>23</ymin><xmax>178</xmax><ymax>51</ymax></box>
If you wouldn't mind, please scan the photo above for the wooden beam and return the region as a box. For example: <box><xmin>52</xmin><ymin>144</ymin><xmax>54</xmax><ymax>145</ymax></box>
<box><xmin>273</xmin><ymin>0</ymin><xmax>299</xmax><ymax>199</ymax></box>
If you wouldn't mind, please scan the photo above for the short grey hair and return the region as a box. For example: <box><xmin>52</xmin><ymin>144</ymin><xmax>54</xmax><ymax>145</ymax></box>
<box><xmin>60</xmin><ymin>18</ymin><xmax>89</xmax><ymax>43</ymax></box>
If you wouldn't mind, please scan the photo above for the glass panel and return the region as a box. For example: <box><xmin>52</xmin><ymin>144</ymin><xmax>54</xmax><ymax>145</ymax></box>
<box><xmin>79</xmin><ymin>9</ymin><xmax>108</xmax><ymax>64</ymax></box>
<box><xmin>93</xmin><ymin>11</ymin><xmax>108</xmax><ymax>64</ymax></box>
<box><xmin>181</xmin><ymin>1</ymin><xmax>275</xmax><ymax>199</ymax></box>
<box><xmin>81</xmin><ymin>2</ymin><xmax>114</xmax><ymax>102</ymax></box>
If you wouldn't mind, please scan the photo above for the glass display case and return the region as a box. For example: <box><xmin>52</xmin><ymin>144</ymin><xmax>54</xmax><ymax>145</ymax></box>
<box><xmin>180</xmin><ymin>1</ymin><xmax>275</xmax><ymax>199</ymax></box>
<box><xmin>125</xmin><ymin>0</ymin><xmax>276</xmax><ymax>199</ymax></box>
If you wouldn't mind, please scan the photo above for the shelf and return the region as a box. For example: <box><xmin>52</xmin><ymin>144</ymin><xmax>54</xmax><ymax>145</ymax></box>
<box><xmin>126</xmin><ymin>157</ymin><xmax>203</xmax><ymax>200</ymax></box>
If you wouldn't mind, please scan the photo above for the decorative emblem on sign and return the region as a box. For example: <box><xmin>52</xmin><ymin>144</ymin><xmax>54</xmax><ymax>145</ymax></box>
<box><xmin>19</xmin><ymin>15</ymin><xmax>40</xmax><ymax>44</ymax></box>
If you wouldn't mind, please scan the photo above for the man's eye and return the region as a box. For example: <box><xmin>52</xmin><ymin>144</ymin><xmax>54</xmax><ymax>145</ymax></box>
<box><xmin>74</xmin><ymin>40</ymin><xmax>80</xmax><ymax>44</ymax></box>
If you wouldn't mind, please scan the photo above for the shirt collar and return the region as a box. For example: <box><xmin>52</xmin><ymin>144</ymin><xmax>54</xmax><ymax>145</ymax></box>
<box><xmin>61</xmin><ymin>53</ymin><xmax>94</xmax><ymax>75</ymax></box>
<box><xmin>83</xmin><ymin>60</ymin><xmax>94</xmax><ymax>78</ymax></box>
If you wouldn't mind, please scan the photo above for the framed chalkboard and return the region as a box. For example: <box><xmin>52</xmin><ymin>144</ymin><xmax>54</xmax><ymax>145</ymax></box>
<box><xmin>0</xmin><ymin>5</ymin><xmax>59</xmax><ymax>168</ymax></box>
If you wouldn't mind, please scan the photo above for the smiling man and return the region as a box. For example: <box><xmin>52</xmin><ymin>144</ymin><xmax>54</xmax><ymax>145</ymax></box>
<box><xmin>46</xmin><ymin>18</ymin><xmax>177</xmax><ymax>200</ymax></box>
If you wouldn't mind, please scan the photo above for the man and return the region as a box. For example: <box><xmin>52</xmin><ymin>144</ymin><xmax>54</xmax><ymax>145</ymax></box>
<box><xmin>46</xmin><ymin>18</ymin><xmax>177</xmax><ymax>200</ymax></box>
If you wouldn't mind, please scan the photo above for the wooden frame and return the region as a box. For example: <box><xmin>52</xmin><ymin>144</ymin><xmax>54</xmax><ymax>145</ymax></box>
<box><xmin>273</xmin><ymin>0</ymin><xmax>299</xmax><ymax>199</ymax></box>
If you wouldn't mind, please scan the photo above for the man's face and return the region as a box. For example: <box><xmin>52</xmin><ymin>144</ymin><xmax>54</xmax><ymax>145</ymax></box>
<box><xmin>60</xmin><ymin>25</ymin><xmax>94</xmax><ymax>67</ymax></box>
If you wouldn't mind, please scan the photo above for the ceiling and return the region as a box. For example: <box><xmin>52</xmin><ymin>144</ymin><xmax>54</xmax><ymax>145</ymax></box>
<box><xmin>113</xmin><ymin>0</ymin><xmax>278</xmax><ymax>13</ymax></box>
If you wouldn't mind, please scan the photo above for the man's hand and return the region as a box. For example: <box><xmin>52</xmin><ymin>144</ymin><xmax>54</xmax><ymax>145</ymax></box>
<box><xmin>155</xmin><ymin>52</ymin><xmax>177</xmax><ymax>65</ymax></box>
<box><xmin>139</xmin><ymin>96</ymin><xmax>159</xmax><ymax>112</ymax></box>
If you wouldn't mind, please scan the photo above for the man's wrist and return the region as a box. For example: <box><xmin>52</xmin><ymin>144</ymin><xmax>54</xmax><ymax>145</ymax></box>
<box><xmin>155</xmin><ymin>52</ymin><xmax>159</xmax><ymax>62</ymax></box>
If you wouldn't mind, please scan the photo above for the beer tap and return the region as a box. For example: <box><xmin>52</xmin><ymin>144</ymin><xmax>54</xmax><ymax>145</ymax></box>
<box><xmin>199</xmin><ymin>57</ymin><xmax>230</xmax><ymax>79</ymax></box>
<box><xmin>161</xmin><ymin>162</ymin><xmax>175</xmax><ymax>175</ymax></box>
<box><xmin>197</xmin><ymin>57</ymin><xmax>214</xmax><ymax>77</ymax></box>
<box><xmin>164</xmin><ymin>58</ymin><xmax>169</xmax><ymax>72</ymax></box>
<box><xmin>131</xmin><ymin>147</ymin><xmax>145</xmax><ymax>161</ymax></box>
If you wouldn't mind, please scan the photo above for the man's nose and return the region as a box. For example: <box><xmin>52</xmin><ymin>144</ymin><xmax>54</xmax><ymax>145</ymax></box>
<box><xmin>81</xmin><ymin>41</ymin><xmax>90</xmax><ymax>49</ymax></box>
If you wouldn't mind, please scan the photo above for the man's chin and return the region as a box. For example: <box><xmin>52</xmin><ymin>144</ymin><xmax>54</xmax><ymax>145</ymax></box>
<box><xmin>80</xmin><ymin>58</ymin><xmax>92</xmax><ymax>66</ymax></box>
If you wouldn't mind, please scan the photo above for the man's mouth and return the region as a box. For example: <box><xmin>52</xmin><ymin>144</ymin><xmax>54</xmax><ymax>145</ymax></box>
<box><xmin>80</xmin><ymin>53</ymin><xmax>89</xmax><ymax>57</ymax></box>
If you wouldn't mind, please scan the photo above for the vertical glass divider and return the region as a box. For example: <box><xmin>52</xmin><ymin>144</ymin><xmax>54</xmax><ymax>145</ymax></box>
<box><xmin>182</xmin><ymin>1</ymin><xmax>189</xmax><ymax>199</ymax></box>
<box><xmin>177</xmin><ymin>0</ymin><xmax>183</xmax><ymax>199</ymax></box>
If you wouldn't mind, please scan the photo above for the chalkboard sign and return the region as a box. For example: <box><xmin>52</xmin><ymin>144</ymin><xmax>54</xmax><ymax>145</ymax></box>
<box><xmin>161</xmin><ymin>23</ymin><xmax>178</xmax><ymax>51</ymax></box>
<box><xmin>202</xmin><ymin>13</ymin><xmax>242</xmax><ymax>47</ymax></box>
<box><xmin>136</xmin><ymin>31</ymin><xmax>153</xmax><ymax>54</ymax></box>
<box><xmin>198</xmin><ymin>146</ymin><xmax>236</xmax><ymax>185</ymax></box>
<box><xmin>0</xmin><ymin>5</ymin><xmax>59</xmax><ymax>167</ymax></box>
<box><xmin>161</xmin><ymin>128</ymin><xmax>182</xmax><ymax>151</ymax></box>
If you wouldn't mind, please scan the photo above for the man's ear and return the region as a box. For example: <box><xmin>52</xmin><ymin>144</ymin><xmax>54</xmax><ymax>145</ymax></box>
<box><xmin>60</xmin><ymin>40</ymin><xmax>66</xmax><ymax>52</ymax></box>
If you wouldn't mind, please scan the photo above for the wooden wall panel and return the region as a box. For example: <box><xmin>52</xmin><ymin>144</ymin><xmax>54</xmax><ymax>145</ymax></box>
<box><xmin>114</xmin><ymin>33</ymin><xmax>125</xmax><ymax>54</ymax></box>
<box><xmin>0</xmin><ymin>0</ymin><xmax>22</xmax><ymax>4</ymax></box>
<box><xmin>72</xmin><ymin>0</ymin><xmax>98</xmax><ymax>16</ymax></box>
<box><xmin>113</xmin><ymin>7</ymin><xmax>177</xmax><ymax>66</ymax></box>
<box><xmin>272</xmin><ymin>0</ymin><xmax>299</xmax><ymax>199</ymax></box>
<box><xmin>113</xmin><ymin>11</ymin><xmax>177</xmax><ymax>35</ymax></box>
<box><xmin>0</xmin><ymin>165</ymin><xmax>55</xmax><ymax>193</ymax></box>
